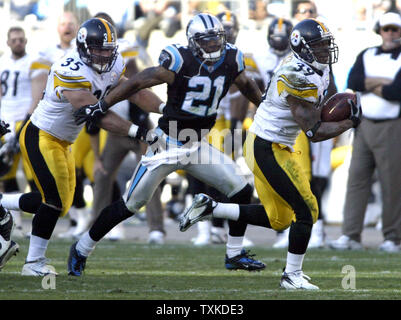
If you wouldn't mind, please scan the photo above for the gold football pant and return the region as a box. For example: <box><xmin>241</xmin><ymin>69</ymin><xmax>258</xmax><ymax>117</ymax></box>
<box><xmin>243</xmin><ymin>132</ymin><xmax>318</xmax><ymax>231</ymax></box>
<box><xmin>19</xmin><ymin>121</ymin><xmax>75</xmax><ymax>217</ymax></box>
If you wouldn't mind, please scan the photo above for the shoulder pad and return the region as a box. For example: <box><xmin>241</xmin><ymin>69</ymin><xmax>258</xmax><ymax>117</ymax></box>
<box><xmin>159</xmin><ymin>44</ymin><xmax>184</xmax><ymax>73</ymax></box>
<box><xmin>276</xmin><ymin>61</ymin><xmax>319</xmax><ymax>103</ymax></box>
<box><xmin>225</xmin><ymin>44</ymin><xmax>245</xmax><ymax>73</ymax></box>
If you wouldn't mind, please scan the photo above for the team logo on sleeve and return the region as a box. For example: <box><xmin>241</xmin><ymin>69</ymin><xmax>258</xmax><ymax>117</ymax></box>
<box><xmin>290</xmin><ymin>30</ymin><xmax>301</xmax><ymax>47</ymax></box>
<box><xmin>77</xmin><ymin>27</ymin><xmax>87</xmax><ymax>43</ymax></box>
<box><xmin>158</xmin><ymin>51</ymin><xmax>170</xmax><ymax>65</ymax></box>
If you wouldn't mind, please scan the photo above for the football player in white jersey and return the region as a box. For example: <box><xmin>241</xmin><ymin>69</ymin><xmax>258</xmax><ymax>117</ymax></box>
<box><xmin>0</xmin><ymin>26</ymin><xmax>38</xmax><ymax>237</ymax></box>
<box><xmin>179</xmin><ymin>19</ymin><xmax>362</xmax><ymax>290</ymax></box>
<box><xmin>0</xmin><ymin>18</ymin><xmax>163</xmax><ymax>275</ymax></box>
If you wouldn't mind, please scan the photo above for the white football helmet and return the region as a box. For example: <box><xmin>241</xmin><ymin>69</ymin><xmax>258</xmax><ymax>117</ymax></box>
<box><xmin>186</xmin><ymin>13</ymin><xmax>226</xmax><ymax>62</ymax></box>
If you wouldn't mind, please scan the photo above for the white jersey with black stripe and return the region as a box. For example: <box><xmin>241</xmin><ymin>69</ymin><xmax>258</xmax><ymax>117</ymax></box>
<box><xmin>250</xmin><ymin>54</ymin><xmax>330</xmax><ymax>149</ymax></box>
<box><xmin>31</xmin><ymin>49</ymin><xmax>125</xmax><ymax>143</ymax></box>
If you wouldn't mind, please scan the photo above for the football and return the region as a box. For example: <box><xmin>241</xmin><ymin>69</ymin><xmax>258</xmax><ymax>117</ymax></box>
<box><xmin>320</xmin><ymin>92</ymin><xmax>356</xmax><ymax>122</ymax></box>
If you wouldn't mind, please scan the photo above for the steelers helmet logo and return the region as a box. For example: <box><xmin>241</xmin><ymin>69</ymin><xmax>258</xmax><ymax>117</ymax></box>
<box><xmin>290</xmin><ymin>30</ymin><xmax>301</xmax><ymax>47</ymax></box>
<box><xmin>77</xmin><ymin>27</ymin><xmax>87</xmax><ymax>43</ymax></box>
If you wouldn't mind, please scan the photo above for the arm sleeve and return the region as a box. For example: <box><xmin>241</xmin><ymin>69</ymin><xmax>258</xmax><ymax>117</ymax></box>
<box><xmin>381</xmin><ymin>68</ymin><xmax>401</xmax><ymax>102</ymax></box>
<box><xmin>346</xmin><ymin>49</ymin><xmax>367</xmax><ymax>92</ymax></box>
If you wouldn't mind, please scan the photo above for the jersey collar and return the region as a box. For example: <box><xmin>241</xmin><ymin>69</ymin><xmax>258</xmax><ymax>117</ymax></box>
<box><xmin>195</xmin><ymin>49</ymin><xmax>226</xmax><ymax>73</ymax></box>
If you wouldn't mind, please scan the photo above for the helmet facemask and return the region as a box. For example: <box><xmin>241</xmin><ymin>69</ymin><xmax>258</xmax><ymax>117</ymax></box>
<box><xmin>300</xmin><ymin>34</ymin><xmax>338</xmax><ymax>70</ymax></box>
<box><xmin>86</xmin><ymin>45</ymin><xmax>118</xmax><ymax>73</ymax></box>
<box><xmin>189</xmin><ymin>29</ymin><xmax>226</xmax><ymax>62</ymax></box>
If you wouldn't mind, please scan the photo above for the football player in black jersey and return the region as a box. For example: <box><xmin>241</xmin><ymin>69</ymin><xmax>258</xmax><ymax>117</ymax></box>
<box><xmin>69</xmin><ymin>13</ymin><xmax>264</xmax><ymax>276</ymax></box>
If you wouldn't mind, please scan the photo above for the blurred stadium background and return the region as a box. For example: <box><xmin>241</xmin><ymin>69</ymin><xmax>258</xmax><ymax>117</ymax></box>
<box><xmin>0</xmin><ymin>0</ymin><xmax>393</xmax><ymax>239</ymax></box>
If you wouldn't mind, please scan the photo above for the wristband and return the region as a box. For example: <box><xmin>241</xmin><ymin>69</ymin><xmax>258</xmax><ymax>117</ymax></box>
<box><xmin>128</xmin><ymin>124</ymin><xmax>139</xmax><ymax>138</ymax></box>
<box><xmin>159</xmin><ymin>102</ymin><xmax>166</xmax><ymax>114</ymax></box>
<box><xmin>305</xmin><ymin>121</ymin><xmax>322</xmax><ymax>138</ymax></box>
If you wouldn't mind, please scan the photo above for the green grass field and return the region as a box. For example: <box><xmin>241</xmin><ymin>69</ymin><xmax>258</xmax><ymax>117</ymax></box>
<box><xmin>1</xmin><ymin>238</ymin><xmax>401</xmax><ymax>300</ymax></box>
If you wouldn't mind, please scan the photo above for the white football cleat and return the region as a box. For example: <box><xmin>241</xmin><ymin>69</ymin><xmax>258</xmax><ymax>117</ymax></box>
<box><xmin>280</xmin><ymin>270</ymin><xmax>319</xmax><ymax>290</ymax></box>
<box><xmin>179</xmin><ymin>193</ymin><xmax>216</xmax><ymax>232</ymax></box>
<box><xmin>192</xmin><ymin>233</ymin><xmax>210</xmax><ymax>246</ymax></box>
<box><xmin>148</xmin><ymin>230</ymin><xmax>165</xmax><ymax>245</ymax></box>
<box><xmin>21</xmin><ymin>258</ymin><xmax>58</xmax><ymax>276</ymax></box>
<box><xmin>329</xmin><ymin>235</ymin><xmax>363</xmax><ymax>250</ymax></box>
<box><xmin>379</xmin><ymin>240</ymin><xmax>400</xmax><ymax>253</ymax></box>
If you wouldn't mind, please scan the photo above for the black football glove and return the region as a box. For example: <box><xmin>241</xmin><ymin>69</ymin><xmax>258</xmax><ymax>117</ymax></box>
<box><xmin>0</xmin><ymin>133</ymin><xmax>19</xmax><ymax>164</ymax></box>
<box><xmin>74</xmin><ymin>99</ymin><xmax>110</xmax><ymax>125</ymax></box>
<box><xmin>0</xmin><ymin>121</ymin><xmax>10</xmax><ymax>137</ymax></box>
<box><xmin>131</xmin><ymin>125</ymin><xmax>163</xmax><ymax>154</ymax></box>
<box><xmin>348</xmin><ymin>92</ymin><xmax>362</xmax><ymax>128</ymax></box>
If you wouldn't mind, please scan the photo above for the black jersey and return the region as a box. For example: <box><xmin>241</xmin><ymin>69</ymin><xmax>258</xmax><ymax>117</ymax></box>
<box><xmin>157</xmin><ymin>43</ymin><xmax>245</xmax><ymax>141</ymax></box>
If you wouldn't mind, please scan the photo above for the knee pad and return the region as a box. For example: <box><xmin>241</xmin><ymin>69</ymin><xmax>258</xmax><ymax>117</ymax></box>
<box><xmin>229</xmin><ymin>183</ymin><xmax>253</xmax><ymax>205</ymax></box>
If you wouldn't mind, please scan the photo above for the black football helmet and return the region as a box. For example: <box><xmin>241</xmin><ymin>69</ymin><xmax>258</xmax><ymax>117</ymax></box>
<box><xmin>216</xmin><ymin>11</ymin><xmax>239</xmax><ymax>44</ymax></box>
<box><xmin>76</xmin><ymin>18</ymin><xmax>118</xmax><ymax>73</ymax></box>
<box><xmin>290</xmin><ymin>18</ymin><xmax>338</xmax><ymax>70</ymax></box>
<box><xmin>268</xmin><ymin>18</ymin><xmax>293</xmax><ymax>56</ymax></box>
<box><xmin>186</xmin><ymin>13</ymin><xmax>226</xmax><ymax>62</ymax></box>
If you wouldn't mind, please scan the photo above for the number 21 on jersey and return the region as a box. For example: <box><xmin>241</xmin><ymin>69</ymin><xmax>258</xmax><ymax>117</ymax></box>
<box><xmin>181</xmin><ymin>75</ymin><xmax>225</xmax><ymax>117</ymax></box>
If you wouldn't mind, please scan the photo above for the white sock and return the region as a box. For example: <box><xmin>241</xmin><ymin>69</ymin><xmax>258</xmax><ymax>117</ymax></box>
<box><xmin>76</xmin><ymin>232</ymin><xmax>98</xmax><ymax>257</ymax></box>
<box><xmin>285</xmin><ymin>252</ymin><xmax>305</xmax><ymax>273</ymax></box>
<box><xmin>1</xmin><ymin>193</ymin><xmax>23</xmax><ymax>211</ymax></box>
<box><xmin>26</xmin><ymin>235</ymin><xmax>49</xmax><ymax>262</ymax></box>
<box><xmin>213</xmin><ymin>203</ymin><xmax>240</xmax><ymax>221</ymax></box>
<box><xmin>226</xmin><ymin>235</ymin><xmax>244</xmax><ymax>258</ymax></box>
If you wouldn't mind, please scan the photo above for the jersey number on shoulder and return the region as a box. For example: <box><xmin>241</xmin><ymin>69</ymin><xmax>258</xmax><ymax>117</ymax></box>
<box><xmin>294</xmin><ymin>63</ymin><xmax>315</xmax><ymax>76</ymax></box>
<box><xmin>1</xmin><ymin>70</ymin><xmax>20</xmax><ymax>96</ymax></box>
<box><xmin>181</xmin><ymin>76</ymin><xmax>225</xmax><ymax>116</ymax></box>
<box><xmin>61</xmin><ymin>58</ymin><xmax>84</xmax><ymax>71</ymax></box>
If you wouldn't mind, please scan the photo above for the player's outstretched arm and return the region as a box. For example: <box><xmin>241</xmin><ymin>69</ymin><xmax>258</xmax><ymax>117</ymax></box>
<box><xmin>288</xmin><ymin>95</ymin><xmax>356</xmax><ymax>143</ymax></box>
<box><xmin>105</xmin><ymin>66</ymin><xmax>174</xmax><ymax>107</ymax></box>
<box><xmin>128</xmin><ymin>88</ymin><xmax>165</xmax><ymax>114</ymax></box>
<box><xmin>234</xmin><ymin>71</ymin><xmax>262</xmax><ymax>107</ymax></box>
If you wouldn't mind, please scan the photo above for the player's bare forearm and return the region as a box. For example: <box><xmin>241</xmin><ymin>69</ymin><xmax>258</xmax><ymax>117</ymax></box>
<box><xmin>289</xmin><ymin>95</ymin><xmax>353</xmax><ymax>142</ymax></box>
<box><xmin>98</xmin><ymin>111</ymin><xmax>132</xmax><ymax>136</ymax></box>
<box><xmin>235</xmin><ymin>73</ymin><xmax>262</xmax><ymax>107</ymax></box>
<box><xmin>128</xmin><ymin>88</ymin><xmax>164</xmax><ymax>114</ymax></box>
<box><xmin>104</xmin><ymin>66</ymin><xmax>170</xmax><ymax>107</ymax></box>
<box><xmin>311</xmin><ymin>120</ymin><xmax>353</xmax><ymax>142</ymax></box>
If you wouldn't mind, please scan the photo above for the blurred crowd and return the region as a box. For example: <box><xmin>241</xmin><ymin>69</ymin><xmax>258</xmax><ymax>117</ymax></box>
<box><xmin>0</xmin><ymin>0</ymin><xmax>400</xmax><ymax>251</ymax></box>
